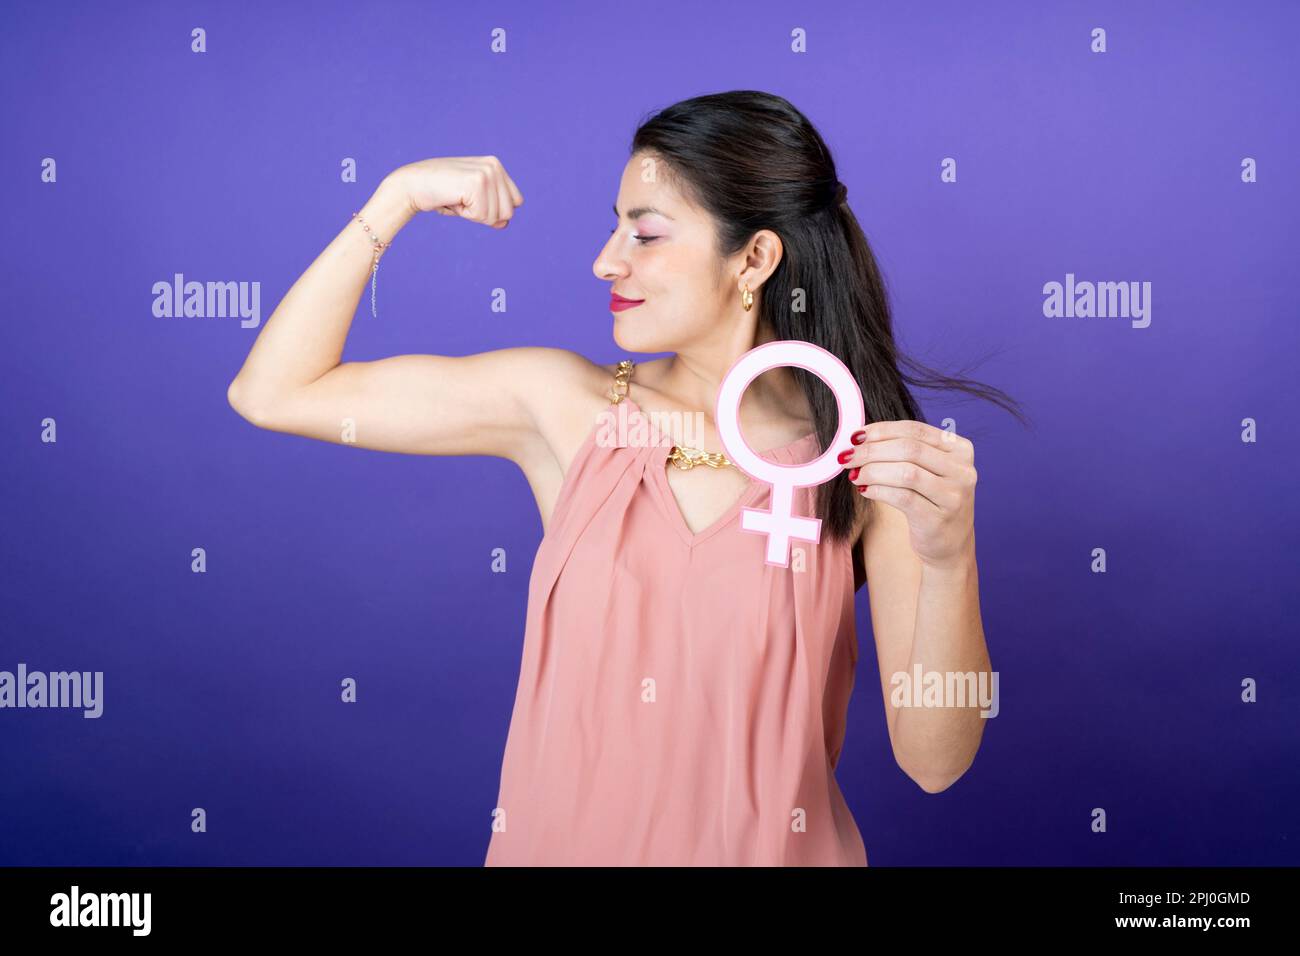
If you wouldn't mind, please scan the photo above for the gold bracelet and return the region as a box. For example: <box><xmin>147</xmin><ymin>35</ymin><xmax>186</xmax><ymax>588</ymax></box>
<box><xmin>352</xmin><ymin>211</ymin><xmax>390</xmax><ymax>317</ymax></box>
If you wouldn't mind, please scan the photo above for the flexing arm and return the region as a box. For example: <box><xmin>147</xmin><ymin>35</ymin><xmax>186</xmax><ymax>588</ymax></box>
<box><xmin>226</xmin><ymin>157</ymin><xmax>554</xmax><ymax>463</ymax></box>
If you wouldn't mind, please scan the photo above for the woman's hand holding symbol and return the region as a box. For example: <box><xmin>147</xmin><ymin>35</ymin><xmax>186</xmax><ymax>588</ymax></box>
<box><xmin>837</xmin><ymin>422</ymin><xmax>978</xmax><ymax>571</ymax></box>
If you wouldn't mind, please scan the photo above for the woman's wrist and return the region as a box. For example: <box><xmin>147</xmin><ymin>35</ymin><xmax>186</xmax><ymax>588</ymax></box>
<box><xmin>358</xmin><ymin>170</ymin><xmax>418</xmax><ymax>242</ymax></box>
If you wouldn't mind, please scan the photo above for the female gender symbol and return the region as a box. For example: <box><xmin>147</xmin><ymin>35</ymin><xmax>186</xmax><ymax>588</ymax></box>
<box><xmin>715</xmin><ymin>341</ymin><xmax>865</xmax><ymax>567</ymax></box>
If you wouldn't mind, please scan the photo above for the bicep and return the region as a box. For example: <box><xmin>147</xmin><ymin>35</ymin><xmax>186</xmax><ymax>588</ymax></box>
<box><xmin>859</xmin><ymin>498</ymin><xmax>923</xmax><ymax>752</ymax></box>
<box><xmin>230</xmin><ymin>346</ymin><xmax>576</xmax><ymax>462</ymax></box>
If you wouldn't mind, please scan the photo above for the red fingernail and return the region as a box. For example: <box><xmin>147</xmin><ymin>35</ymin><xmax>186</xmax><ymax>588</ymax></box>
<box><xmin>837</xmin><ymin>448</ymin><xmax>854</xmax><ymax>464</ymax></box>
<box><xmin>856</xmin><ymin>485</ymin><xmax>868</xmax><ymax>493</ymax></box>
<box><xmin>850</xmin><ymin>429</ymin><xmax>866</xmax><ymax>444</ymax></box>
<box><xmin>848</xmin><ymin>467</ymin><xmax>859</xmax><ymax>480</ymax></box>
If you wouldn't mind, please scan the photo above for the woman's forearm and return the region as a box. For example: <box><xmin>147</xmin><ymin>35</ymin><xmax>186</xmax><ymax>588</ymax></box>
<box><xmin>892</xmin><ymin>544</ymin><xmax>993</xmax><ymax>791</ymax></box>
<box><xmin>227</xmin><ymin>171</ymin><xmax>416</xmax><ymax>411</ymax></box>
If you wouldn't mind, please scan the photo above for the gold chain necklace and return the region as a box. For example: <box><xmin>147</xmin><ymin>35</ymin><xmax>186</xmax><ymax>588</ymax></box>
<box><xmin>609</xmin><ymin>360</ymin><xmax>733</xmax><ymax>471</ymax></box>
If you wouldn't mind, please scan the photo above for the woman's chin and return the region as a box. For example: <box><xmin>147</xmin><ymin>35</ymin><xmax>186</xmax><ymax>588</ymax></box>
<box><xmin>611</xmin><ymin>321</ymin><xmax>639</xmax><ymax>352</ymax></box>
<box><xmin>612</xmin><ymin>314</ymin><xmax>675</xmax><ymax>354</ymax></box>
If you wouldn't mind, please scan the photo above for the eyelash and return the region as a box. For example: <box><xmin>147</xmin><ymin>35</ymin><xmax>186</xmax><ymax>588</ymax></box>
<box><xmin>610</xmin><ymin>227</ymin><xmax>658</xmax><ymax>245</ymax></box>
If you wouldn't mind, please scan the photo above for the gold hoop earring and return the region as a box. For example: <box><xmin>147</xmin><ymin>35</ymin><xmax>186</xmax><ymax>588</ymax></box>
<box><xmin>740</xmin><ymin>284</ymin><xmax>754</xmax><ymax>312</ymax></box>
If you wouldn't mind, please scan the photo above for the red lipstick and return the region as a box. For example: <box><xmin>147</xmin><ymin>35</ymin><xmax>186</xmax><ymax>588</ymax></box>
<box><xmin>610</xmin><ymin>293</ymin><xmax>644</xmax><ymax>312</ymax></box>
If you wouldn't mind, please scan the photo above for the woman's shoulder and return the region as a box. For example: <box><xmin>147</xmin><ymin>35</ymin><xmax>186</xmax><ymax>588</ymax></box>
<box><xmin>523</xmin><ymin>349</ymin><xmax>643</xmax><ymax>450</ymax></box>
<box><xmin>593</xmin><ymin>355</ymin><xmax>677</xmax><ymax>407</ymax></box>
<box><xmin>504</xmin><ymin>347</ymin><xmax>630</xmax><ymax>407</ymax></box>
<box><xmin>594</xmin><ymin>355</ymin><xmax>669</xmax><ymax>382</ymax></box>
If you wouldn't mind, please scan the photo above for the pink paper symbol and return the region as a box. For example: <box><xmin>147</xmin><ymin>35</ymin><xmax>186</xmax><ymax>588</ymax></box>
<box><xmin>715</xmin><ymin>341</ymin><xmax>866</xmax><ymax>567</ymax></box>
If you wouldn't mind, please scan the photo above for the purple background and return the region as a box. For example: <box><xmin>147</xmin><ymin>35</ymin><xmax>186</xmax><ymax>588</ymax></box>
<box><xmin>2</xmin><ymin>0</ymin><xmax>1296</xmax><ymax>866</ymax></box>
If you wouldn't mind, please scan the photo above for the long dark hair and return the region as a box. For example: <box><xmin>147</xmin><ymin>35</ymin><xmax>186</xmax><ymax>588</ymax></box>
<box><xmin>630</xmin><ymin>90</ymin><xmax>1029</xmax><ymax>545</ymax></box>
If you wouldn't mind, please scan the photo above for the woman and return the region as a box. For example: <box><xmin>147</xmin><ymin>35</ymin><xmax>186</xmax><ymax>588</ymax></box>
<box><xmin>227</xmin><ymin>90</ymin><xmax>1023</xmax><ymax>866</ymax></box>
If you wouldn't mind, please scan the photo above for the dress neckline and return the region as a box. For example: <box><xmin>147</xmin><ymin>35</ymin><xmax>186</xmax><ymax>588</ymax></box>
<box><xmin>614</xmin><ymin>395</ymin><xmax>820</xmax><ymax>547</ymax></box>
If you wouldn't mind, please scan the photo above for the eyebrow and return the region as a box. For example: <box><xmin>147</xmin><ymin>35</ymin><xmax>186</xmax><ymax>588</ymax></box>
<box><xmin>613</xmin><ymin>202</ymin><xmax>674</xmax><ymax>221</ymax></box>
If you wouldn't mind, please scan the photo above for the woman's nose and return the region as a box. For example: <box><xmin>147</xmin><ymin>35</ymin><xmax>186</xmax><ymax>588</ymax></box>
<box><xmin>593</xmin><ymin>247</ymin><xmax>627</xmax><ymax>280</ymax></box>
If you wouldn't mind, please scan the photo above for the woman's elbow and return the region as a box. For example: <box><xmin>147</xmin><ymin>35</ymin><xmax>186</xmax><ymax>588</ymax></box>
<box><xmin>226</xmin><ymin>377</ymin><xmax>273</xmax><ymax>428</ymax></box>
<box><xmin>911</xmin><ymin>770</ymin><xmax>960</xmax><ymax>794</ymax></box>
<box><xmin>899</xmin><ymin>755</ymin><xmax>971</xmax><ymax>794</ymax></box>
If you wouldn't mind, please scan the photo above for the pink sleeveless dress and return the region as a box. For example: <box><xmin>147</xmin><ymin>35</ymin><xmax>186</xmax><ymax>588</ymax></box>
<box><xmin>485</xmin><ymin>361</ymin><xmax>867</xmax><ymax>866</ymax></box>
